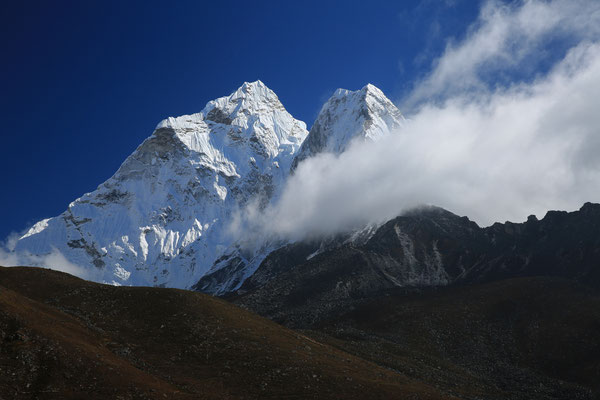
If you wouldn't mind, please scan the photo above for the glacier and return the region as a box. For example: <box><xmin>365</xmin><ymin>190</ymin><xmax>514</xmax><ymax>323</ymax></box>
<box><xmin>13</xmin><ymin>81</ymin><xmax>405</xmax><ymax>292</ymax></box>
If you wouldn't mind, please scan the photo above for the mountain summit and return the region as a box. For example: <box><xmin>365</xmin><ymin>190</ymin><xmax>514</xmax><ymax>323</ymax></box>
<box><xmin>14</xmin><ymin>81</ymin><xmax>310</xmax><ymax>288</ymax></box>
<box><xmin>291</xmin><ymin>83</ymin><xmax>405</xmax><ymax>170</ymax></box>
<box><xmin>13</xmin><ymin>81</ymin><xmax>407</xmax><ymax>292</ymax></box>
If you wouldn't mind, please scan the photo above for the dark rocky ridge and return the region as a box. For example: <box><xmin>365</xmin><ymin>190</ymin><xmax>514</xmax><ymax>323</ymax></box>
<box><xmin>227</xmin><ymin>203</ymin><xmax>600</xmax><ymax>399</ymax></box>
<box><xmin>465</xmin><ymin>202</ymin><xmax>600</xmax><ymax>285</ymax></box>
<box><xmin>234</xmin><ymin>203</ymin><xmax>600</xmax><ymax>327</ymax></box>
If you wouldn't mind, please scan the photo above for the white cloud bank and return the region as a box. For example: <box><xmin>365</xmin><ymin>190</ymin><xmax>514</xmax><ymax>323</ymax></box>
<box><xmin>237</xmin><ymin>0</ymin><xmax>600</xmax><ymax>241</ymax></box>
<box><xmin>404</xmin><ymin>0</ymin><xmax>600</xmax><ymax>111</ymax></box>
<box><xmin>0</xmin><ymin>233</ymin><xmax>95</xmax><ymax>280</ymax></box>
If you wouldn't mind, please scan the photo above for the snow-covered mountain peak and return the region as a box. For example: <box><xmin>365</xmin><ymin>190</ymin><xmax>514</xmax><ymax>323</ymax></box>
<box><xmin>291</xmin><ymin>83</ymin><xmax>405</xmax><ymax>170</ymax></box>
<box><xmin>331</xmin><ymin>83</ymin><xmax>383</xmax><ymax>99</ymax></box>
<box><xmin>14</xmin><ymin>81</ymin><xmax>308</xmax><ymax>289</ymax></box>
<box><xmin>13</xmin><ymin>81</ymin><xmax>405</xmax><ymax>295</ymax></box>
<box><xmin>151</xmin><ymin>81</ymin><xmax>307</xmax><ymax>163</ymax></box>
<box><xmin>362</xmin><ymin>82</ymin><xmax>384</xmax><ymax>94</ymax></box>
<box><xmin>201</xmin><ymin>80</ymin><xmax>285</xmax><ymax>123</ymax></box>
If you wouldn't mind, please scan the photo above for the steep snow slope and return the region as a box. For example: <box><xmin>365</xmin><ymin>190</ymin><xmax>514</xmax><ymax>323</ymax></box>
<box><xmin>15</xmin><ymin>81</ymin><xmax>307</xmax><ymax>288</ymax></box>
<box><xmin>291</xmin><ymin>84</ymin><xmax>405</xmax><ymax>171</ymax></box>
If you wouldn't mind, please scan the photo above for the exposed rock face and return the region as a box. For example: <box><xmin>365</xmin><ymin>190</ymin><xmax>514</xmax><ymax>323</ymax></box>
<box><xmin>234</xmin><ymin>203</ymin><xmax>600</xmax><ymax>327</ymax></box>
<box><xmin>463</xmin><ymin>202</ymin><xmax>600</xmax><ymax>285</ymax></box>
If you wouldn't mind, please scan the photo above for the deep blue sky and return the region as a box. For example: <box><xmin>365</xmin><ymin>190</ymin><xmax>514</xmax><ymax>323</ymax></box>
<box><xmin>0</xmin><ymin>0</ymin><xmax>483</xmax><ymax>240</ymax></box>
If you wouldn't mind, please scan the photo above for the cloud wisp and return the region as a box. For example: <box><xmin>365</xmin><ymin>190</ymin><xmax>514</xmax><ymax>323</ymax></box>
<box><xmin>235</xmin><ymin>0</ymin><xmax>600</xmax><ymax>242</ymax></box>
<box><xmin>403</xmin><ymin>0</ymin><xmax>600</xmax><ymax>112</ymax></box>
<box><xmin>0</xmin><ymin>233</ymin><xmax>96</xmax><ymax>280</ymax></box>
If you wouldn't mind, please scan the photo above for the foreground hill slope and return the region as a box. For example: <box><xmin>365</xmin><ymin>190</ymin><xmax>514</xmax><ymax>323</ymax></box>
<box><xmin>0</xmin><ymin>266</ymin><xmax>451</xmax><ymax>400</ymax></box>
<box><xmin>2</xmin><ymin>267</ymin><xmax>599</xmax><ymax>399</ymax></box>
<box><xmin>305</xmin><ymin>277</ymin><xmax>600</xmax><ymax>400</ymax></box>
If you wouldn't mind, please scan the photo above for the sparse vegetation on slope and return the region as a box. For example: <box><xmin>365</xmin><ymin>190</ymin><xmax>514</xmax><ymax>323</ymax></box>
<box><xmin>0</xmin><ymin>266</ymin><xmax>452</xmax><ymax>400</ymax></box>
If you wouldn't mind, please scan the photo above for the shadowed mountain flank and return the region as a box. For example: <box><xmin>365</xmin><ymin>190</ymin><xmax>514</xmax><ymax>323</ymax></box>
<box><xmin>235</xmin><ymin>203</ymin><xmax>600</xmax><ymax>327</ymax></box>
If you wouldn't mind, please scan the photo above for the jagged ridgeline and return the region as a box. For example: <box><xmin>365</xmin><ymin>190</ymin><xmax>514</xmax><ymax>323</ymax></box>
<box><xmin>14</xmin><ymin>81</ymin><xmax>406</xmax><ymax>291</ymax></box>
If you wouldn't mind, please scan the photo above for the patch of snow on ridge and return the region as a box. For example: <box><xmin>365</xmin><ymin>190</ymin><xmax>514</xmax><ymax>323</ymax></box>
<box><xmin>20</xmin><ymin>219</ymin><xmax>50</xmax><ymax>240</ymax></box>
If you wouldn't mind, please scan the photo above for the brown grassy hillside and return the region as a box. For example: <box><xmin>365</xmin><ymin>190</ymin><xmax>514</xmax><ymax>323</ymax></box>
<box><xmin>0</xmin><ymin>266</ymin><xmax>452</xmax><ymax>400</ymax></box>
